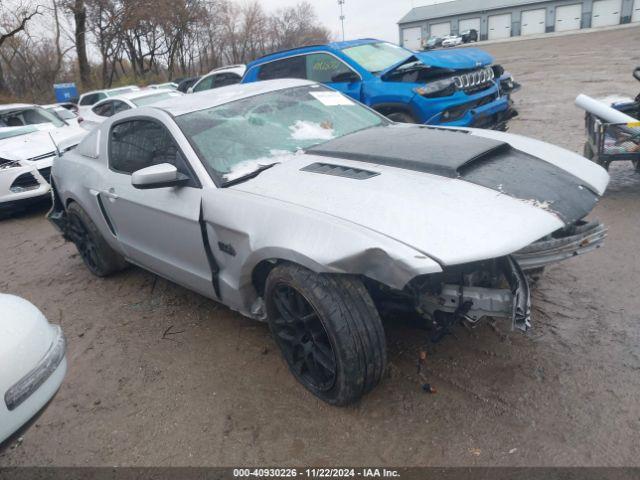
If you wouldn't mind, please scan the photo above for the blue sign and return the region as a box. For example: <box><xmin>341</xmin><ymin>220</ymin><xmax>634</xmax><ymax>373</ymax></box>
<box><xmin>53</xmin><ymin>83</ymin><xmax>78</xmax><ymax>103</ymax></box>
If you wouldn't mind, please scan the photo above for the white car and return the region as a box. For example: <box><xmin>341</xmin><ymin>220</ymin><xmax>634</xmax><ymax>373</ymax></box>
<box><xmin>43</xmin><ymin>104</ymin><xmax>81</xmax><ymax>128</ymax></box>
<box><xmin>149</xmin><ymin>82</ymin><xmax>178</xmax><ymax>90</ymax></box>
<box><xmin>77</xmin><ymin>85</ymin><xmax>140</xmax><ymax>116</ymax></box>
<box><xmin>442</xmin><ymin>35</ymin><xmax>463</xmax><ymax>48</ymax></box>
<box><xmin>0</xmin><ymin>104</ymin><xmax>87</xmax><ymax>215</ymax></box>
<box><xmin>0</xmin><ymin>294</ymin><xmax>66</xmax><ymax>445</ymax></box>
<box><xmin>187</xmin><ymin>65</ymin><xmax>246</xmax><ymax>94</ymax></box>
<box><xmin>79</xmin><ymin>89</ymin><xmax>183</xmax><ymax>131</ymax></box>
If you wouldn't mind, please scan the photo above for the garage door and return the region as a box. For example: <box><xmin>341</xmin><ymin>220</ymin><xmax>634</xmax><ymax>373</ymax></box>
<box><xmin>555</xmin><ymin>4</ymin><xmax>582</xmax><ymax>31</ymax></box>
<box><xmin>402</xmin><ymin>27</ymin><xmax>422</xmax><ymax>51</ymax></box>
<box><xmin>458</xmin><ymin>17</ymin><xmax>480</xmax><ymax>33</ymax></box>
<box><xmin>430</xmin><ymin>22</ymin><xmax>451</xmax><ymax>37</ymax></box>
<box><xmin>592</xmin><ymin>0</ymin><xmax>621</xmax><ymax>27</ymax></box>
<box><xmin>488</xmin><ymin>13</ymin><xmax>512</xmax><ymax>39</ymax></box>
<box><xmin>521</xmin><ymin>9</ymin><xmax>546</xmax><ymax>35</ymax></box>
<box><xmin>633</xmin><ymin>0</ymin><xmax>640</xmax><ymax>22</ymax></box>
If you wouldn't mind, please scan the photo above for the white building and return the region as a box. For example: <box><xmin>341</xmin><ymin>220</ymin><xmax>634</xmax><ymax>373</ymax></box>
<box><xmin>398</xmin><ymin>0</ymin><xmax>640</xmax><ymax>49</ymax></box>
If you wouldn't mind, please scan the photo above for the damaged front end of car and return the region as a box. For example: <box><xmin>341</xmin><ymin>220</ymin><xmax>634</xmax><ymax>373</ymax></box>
<box><xmin>367</xmin><ymin>255</ymin><xmax>531</xmax><ymax>339</ymax></box>
<box><xmin>514</xmin><ymin>220</ymin><xmax>607</xmax><ymax>271</ymax></box>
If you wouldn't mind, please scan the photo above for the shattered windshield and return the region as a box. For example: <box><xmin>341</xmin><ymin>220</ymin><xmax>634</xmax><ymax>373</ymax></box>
<box><xmin>175</xmin><ymin>85</ymin><xmax>386</xmax><ymax>185</ymax></box>
<box><xmin>342</xmin><ymin>42</ymin><xmax>413</xmax><ymax>73</ymax></box>
<box><xmin>0</xmin><ymin>107</ymin><xmax>65</xmax><ymax>128</ymax></box>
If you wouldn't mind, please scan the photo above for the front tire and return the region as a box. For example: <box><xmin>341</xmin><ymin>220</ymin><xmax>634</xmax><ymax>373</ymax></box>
<box><xmin>386</xmin><ymin>111</ymin><xmax>417</xmax><ymax>124</ymax></box>
<box><xmin>66</xmin><ymin>202</ymin><xmax>127</xmax><ymax>277</ymax></box>
<box><xmin>265</xmin><ymin>264</ymin><xmax>387</xmax><ymax>405</ymax></box>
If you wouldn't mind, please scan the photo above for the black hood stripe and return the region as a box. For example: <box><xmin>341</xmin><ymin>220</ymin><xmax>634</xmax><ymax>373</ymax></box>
<box><xmin>307</xmin><ymin>125</ymin><xmax>599</xmax><ymax>224</ymax></box>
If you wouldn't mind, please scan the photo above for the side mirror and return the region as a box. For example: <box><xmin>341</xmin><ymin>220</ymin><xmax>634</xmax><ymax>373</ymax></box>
<box><xmin>331</xmin><ymin>71</ymin><xmax>360</xmax><ymax>84</ymax></box>
<box><xmin>634</xmin><ymin>67</ymin><xmax>640</xmax><ymax>82</ymax></box>
<box><xmin>131</xmin><ymin>163</ymin><xmax>189</xmax><ymax>189</ymax></box>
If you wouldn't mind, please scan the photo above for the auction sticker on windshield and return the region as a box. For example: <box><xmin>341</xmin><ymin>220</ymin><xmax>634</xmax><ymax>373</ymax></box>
<box><xmin>310</xmin><ymin>91</ymin><xmax>354</xmax><ymax>106</ymax></box>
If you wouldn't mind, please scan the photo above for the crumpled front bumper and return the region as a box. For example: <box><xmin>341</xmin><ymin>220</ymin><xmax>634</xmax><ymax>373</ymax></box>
<box><xmin>513</xmin><ymin>221</ymin><xmax>607</xmax><ymax>271</ymax></box>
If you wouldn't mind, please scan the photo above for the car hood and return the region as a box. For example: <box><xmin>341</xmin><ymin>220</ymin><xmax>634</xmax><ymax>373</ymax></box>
<box><xmin>0</xmin><ymin>125</ymin><xmax>86</xmax><ymax>162</ymax></box>
<box><xmin>381</xmin><ymin>48</ymin><xmax>494</xmax><ymax>76</ymax></box>
<box><xmin>229</xmin><ymin>125</ymin><xmax>608</xmax><ymax>266</ymax></box>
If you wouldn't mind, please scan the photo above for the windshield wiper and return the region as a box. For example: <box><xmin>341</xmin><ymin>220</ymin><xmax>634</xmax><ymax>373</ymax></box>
<box><xmin>221</xmin><ymin>163</ymin><xmax>279</xmax><ymax>188</ymax></box>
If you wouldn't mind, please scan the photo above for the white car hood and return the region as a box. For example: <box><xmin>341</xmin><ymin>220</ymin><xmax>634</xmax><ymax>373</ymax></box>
<box><xmin>229</xmin><ymin>126</ymin><xmax>607</xmax><ymax>266</ymax></box>
<box><xmin>0</xmin><ymin>124</ymin><xmax>86</xmax><ymax>163</ymax></box>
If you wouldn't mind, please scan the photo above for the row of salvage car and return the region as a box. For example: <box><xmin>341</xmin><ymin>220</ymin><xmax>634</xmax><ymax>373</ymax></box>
<box><xmin>0</xmin><ymin>38</ymin><xmax>611</xmax><ymax>441</ymax></box>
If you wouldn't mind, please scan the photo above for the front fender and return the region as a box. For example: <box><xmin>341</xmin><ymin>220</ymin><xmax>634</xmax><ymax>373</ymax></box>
<box><xmin>202</xmin><ymin>189</ymin><xmax>442</xmax><ymax>316</ymax></box>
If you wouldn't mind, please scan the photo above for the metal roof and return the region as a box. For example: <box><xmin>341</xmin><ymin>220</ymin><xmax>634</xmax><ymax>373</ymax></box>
<box><xmin>399</xmin><ymin>0</ymin><xmax>547</xmax><ymax>24</ymax></box>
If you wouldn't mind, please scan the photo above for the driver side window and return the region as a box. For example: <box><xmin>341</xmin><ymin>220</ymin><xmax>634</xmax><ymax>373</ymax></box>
<box><xmin>305</xmin><ymin>53</ymin><xmax>356</xmax><ymax>83</ymax></box>
<box><xmin>109</xmin><ymin>120</ymin><xmax>191</xmax><ymax>181</ymax></box>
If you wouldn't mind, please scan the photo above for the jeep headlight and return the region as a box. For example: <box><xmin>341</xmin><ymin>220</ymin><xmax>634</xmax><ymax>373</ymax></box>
<box><xmin>413</xmin><ymin>78</ymin><xmax>457</xmax><ymax>98</ymax></box>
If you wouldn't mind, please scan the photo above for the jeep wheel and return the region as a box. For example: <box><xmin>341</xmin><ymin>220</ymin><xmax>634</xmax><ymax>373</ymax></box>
<box><xmin>386</xmin><ymin>111</ymin><xmax>417</xmax><ymax>124</ymax></box>
<box><xmin>265</xmin><ymin>264</ymin><xmax>387</xmax><ymax>405</ymax></box>
<box><xmin>66</xmin><ymin>202</ymin><xmax>127</xmax><ymax>277</ymax></box>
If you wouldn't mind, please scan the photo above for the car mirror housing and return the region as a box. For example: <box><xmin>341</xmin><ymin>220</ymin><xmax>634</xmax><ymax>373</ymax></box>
<box><xmin>131</xmin><ymin>163</ymin><xmax>190</xmax><ymax>189</ymax></box>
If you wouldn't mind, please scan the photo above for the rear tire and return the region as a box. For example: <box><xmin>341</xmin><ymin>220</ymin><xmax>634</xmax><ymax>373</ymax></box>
<box><xmin>66</xmin><ymin>202</ymin><xmax>127</xmax><ymax>277</ymax></box>
<box><xmin>265</xmin><ymin>264</ymin><xmax>387</xmax><ymax>406</ymax></box>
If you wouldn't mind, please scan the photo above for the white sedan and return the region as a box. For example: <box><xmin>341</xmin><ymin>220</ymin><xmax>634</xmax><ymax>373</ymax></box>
<box><xmin>0</xmin><ymin>294</ymin><xmax>66</xmax><ymax>445</ymax></box>
<box><xmin>442</xmin><ymin>35</ymin><xmax>463</xmax><ymax>47</ymax></box>
<box><xmin>0</xmin><ymin>104</ymin><xmax>87</xmax><ymax>216</ymax></box>
<box><xmin>79</xmin><ymin>89</ymin><xmax>183</xmax><ymax>131</ymax></box>
<box><xmin>187</xmin><ymin>65</ymin><xmax>246</xmax><ymax>94</ymax></box>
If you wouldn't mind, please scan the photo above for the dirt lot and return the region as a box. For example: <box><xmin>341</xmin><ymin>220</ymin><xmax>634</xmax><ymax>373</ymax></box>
<box><xmin>1</xmin><ymin>26</ymin><xmax>640</xmax><ymax>467</ymax></box>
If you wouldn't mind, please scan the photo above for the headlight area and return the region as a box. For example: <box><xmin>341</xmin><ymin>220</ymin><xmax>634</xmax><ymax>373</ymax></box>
<box><xmin>364</xmin><ymin>256</ymin><xmax>531</xmax><ymax>342</ymax></box>
<box><xmin>4</xmin><ymin>325</ymin><xmax>66</xmax><ymax>411</ymax></box>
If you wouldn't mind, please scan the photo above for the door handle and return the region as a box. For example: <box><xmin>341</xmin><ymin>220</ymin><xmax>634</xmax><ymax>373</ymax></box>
<box><xmin>102</xmin><ymin>188</ymin><xmax>119</xmax><ymax>200</ymax></box>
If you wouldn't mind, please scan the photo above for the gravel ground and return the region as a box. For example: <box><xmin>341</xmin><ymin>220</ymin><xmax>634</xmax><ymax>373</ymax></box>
<box><xmin>1</xmin><ymin>25</ymin><xmax>639</xmax><ymax>467</ymax></box>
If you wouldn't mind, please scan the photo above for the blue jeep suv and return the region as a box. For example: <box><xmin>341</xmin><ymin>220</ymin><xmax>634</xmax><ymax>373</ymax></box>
<box><xmin>243</xmin><ymin>39</ymin><xmax>517</xmax><ymax>130</ymax></box>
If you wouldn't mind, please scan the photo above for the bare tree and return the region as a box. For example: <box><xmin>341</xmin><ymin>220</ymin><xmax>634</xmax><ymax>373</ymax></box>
<box><xmin>0</xmin><ymin>1</ymin><xmax>41</xmax><ymax>94</ymax></box>
<box><xmin>66</xmin><ymin>0</ymin><xmax>91</xmax><ymax>87</ymax></box>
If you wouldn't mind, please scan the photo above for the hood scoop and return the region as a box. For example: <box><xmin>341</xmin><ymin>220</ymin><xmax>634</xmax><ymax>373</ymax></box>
<box><xmin>300</xmin><ymin>162</ymin><xmax>380</xmax><ymax>180</ymax></box>
<box><xmin>307</xmin><ymin>125</ymin><xmax>511</xmax><ymax>178</ymax></box>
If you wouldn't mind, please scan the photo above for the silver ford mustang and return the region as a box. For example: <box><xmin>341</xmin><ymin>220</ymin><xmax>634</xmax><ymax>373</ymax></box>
<box><xmin>48</xmin><ymin>79</ymin><xmax>609</xmax><ymax>405</ymax></box>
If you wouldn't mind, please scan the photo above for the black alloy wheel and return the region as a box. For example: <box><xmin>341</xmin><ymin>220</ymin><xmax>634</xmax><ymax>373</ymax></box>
<box><xmin>270</xmin><ymin>284</ymin><xmax>337</xmax><ymax>391</ymax></box>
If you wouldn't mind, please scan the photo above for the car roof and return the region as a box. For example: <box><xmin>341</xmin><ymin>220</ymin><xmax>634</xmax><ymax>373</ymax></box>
<box><xmin>248</xmin><ymin>38</ymin><xmax>383</xmax><ymax>67</ymax></box>
<box><xmin>113</xmin><ymin>88</ymin><xmax>177</xmax><ymax>101</ymax></box>
<box><xmin>94</xmin><ymin>89</ymin><xmax>178</xmax><ymax>106</ymax></box>
<box><xmin>205</xmin><ymin>64</ymin><xmax>246</xmax><ymax>75</ymax></box>
<box><xmin>152</xmin><ymin>78</ymin><xmax>315</xmax><ymax>117</ymax></box>
<box><xmin>80</xmin><ymin>86</ymin><xmax>139</xmax><ymax>98</ymax></box>
<box><xmin>0</xmin><ymin>103</ymin><xmax>36</xmax><ymax>111</ymax></box>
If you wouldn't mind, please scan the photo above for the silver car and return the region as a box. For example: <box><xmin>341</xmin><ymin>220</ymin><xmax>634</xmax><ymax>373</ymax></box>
<box><xmin>48</xmin><ymin>79</ymin><xmax>609</xmax><ymax>405</ymax></box>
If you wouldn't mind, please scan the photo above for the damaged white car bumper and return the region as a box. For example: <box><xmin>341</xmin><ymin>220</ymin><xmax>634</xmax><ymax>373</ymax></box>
<box><xmin>0</xmin><ymin>160</ymin><xmax>51</xmax><ymax>214</ymax></box>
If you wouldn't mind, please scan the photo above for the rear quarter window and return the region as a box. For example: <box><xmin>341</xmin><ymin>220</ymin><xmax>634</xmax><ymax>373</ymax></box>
<box><xmin>257</xmin><ymin>56</ymin><xmax>306</xmax><ymax>80</ymax></box>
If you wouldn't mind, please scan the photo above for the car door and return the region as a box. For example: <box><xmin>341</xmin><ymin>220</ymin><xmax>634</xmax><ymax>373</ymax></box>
<box><xmin>304</xmin><ymin>53</ymin><xmax>363</xmax><ymax>101</ymax></box>
<box><xmin>98</xmin><ymin>118</ymin><xmax>216</xmax><ymax>299</ymax></box>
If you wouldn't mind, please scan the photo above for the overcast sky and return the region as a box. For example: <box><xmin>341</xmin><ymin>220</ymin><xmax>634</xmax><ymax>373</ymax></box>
<box><xmin>231</xmin><ymin>0</ymin><xmax>451</xmax><ymax>43</ymax></box>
